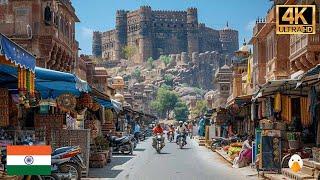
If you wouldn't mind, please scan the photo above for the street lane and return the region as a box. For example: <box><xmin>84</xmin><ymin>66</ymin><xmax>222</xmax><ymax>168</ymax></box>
<box><xmin>88</xmin><ymin>136</ymin><xmax>258</xmax><ymax>180</ymax></box>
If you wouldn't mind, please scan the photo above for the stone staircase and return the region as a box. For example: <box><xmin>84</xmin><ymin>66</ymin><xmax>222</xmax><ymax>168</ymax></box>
<box><xmin>265</xmin><ymin>159</ymin><xmax>317</xmax><ymax>180</ymax></box>
<box><xmin>194</xmin><ymin>136</ymin><xmax>206</xmax><ymax>146</ymax></box>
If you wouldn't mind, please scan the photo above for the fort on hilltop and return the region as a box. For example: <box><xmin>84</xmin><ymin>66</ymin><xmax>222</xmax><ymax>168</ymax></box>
<box><xmin>92</xmin><ymin>6</ymin><xmax>239</xmax><ymax>63</ymax></box>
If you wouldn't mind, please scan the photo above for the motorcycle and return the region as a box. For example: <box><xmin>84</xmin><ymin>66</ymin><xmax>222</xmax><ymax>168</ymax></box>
<box><xmin>127</xmin><ymin>134</ymin><xmax>137</xmax><ymax>149</ymax></box>
<box><xmin>1</xmin><ymin>146</ymin><xmax>84</xmax><ymax>180</ymax></box>
<box><xmin>154</xmin><ymin>133</ymin><xmax>164</xmax><ymax>153</ymax></box>
<box><xmin>139</xmin><ymin>131</ymin><xmax>146</xmax><ymax>141</ymax></box>
<box><xmin>167</xmin><ymin>131</ymin><xmax>174</xmax><ymax>142</ymax></box>
<box><xmin>106</xmin><ymin>133</ymin><xmax>134</xmax><ymax>155</ymax></box>
<box><xmin>51</xmin><ymin>146</ymin><xmax>85</xmax><ymax>180</ymax></box>
<box><xmin>177</xmin><ymin>133</ymin><xmax>186</xmax><ymax>149</ymax></box>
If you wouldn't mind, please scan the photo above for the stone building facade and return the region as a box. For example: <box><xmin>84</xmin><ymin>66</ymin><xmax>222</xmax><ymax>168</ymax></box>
<box><xmin>93</xmin><ymin>6</ymin><xmax>238</xmax><ymax>63</ymax></box>
<box><xmin>0</xmin><ymin>0</ymin><xmax>79</xmax><ymax>72</ymax></box>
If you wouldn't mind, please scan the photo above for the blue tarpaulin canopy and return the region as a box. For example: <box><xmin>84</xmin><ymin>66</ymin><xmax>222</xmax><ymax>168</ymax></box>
<box><xmin>0</xmin><ymin>64</ymin><xmax>90</xmax><ymax>98</ymax></box>
<box><xmin>0</xmin><ymin>33</ymin><xmax>35</xmax><ymax>72</ymax></box>
<box><xmin>35</xmin><ymin>67</ymin><xmax>90</xmax><ymax>98</ymax></box>
<box><xmin>0</xmin><ymin>64</ymin><xmax>18</xmax><ymax>89</ymax></box>
<box><xmin>94</xmin><ymin>97</ymin><xmax>113</xmax><ymax>109</ymax></box>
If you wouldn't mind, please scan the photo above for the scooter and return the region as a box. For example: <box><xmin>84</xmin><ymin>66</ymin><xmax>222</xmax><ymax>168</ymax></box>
<box><xmin>106</xmin><ymin>134</ymin><xmax>134</xmax><ymax>155</ymax></box>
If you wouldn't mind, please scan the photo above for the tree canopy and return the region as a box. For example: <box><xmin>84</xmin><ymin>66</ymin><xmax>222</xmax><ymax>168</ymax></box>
<box><xmin>163</xmin><ymin>73</ymin><xmax>174</xmax><ymax>87</ymax></box>
<box><xmin>131</xmin><ymin>68</ymin><xmax>142</xmax><ymax>82</ymax></box>
<box><xmin>151</xmin><ymin>87</ymin><xmax>179</xmax><ymax>119</ymax></box>
<box><xmin>122</xmin><ymin>45</ymin><xmax>137</xmax><ymax>60</ymax></box>
<box><xmin>147</xmin><ymin>57</ymin><xmax>155</xmax><ymax>70</ymax></box>
<box><xmin>159</xmin><ymin>55</ymin><xmax>172</xmax><ymax>66</ymax></box>
<box><xmin>191</xmin><ymin>100</ymin><xmax>207</xmax><ymax>117</ymax></box>
<box><xmin>174</xmin><ymin>101</ymin><xmax>189</xmax><ymax>122</ymax></box>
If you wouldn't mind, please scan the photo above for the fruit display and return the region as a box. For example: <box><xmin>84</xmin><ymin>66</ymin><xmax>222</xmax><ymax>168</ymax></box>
<box><xmin>228</xmin><ymin>147</ymin><xmax>242</xmax><ymax>156</ymax></box>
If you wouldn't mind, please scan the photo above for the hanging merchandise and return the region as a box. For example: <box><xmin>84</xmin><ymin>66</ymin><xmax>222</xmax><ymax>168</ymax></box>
<box><xmin>274</xmin><ymin>92</ymin><xmax>281</xmax><ymax>113</ymax></box>
<box><xmin>265</xmin><ymin>97</ymin><xmax>272</xmax><ymax>118</ymax></box>
<box><xmin>251</xmin><ymin>103</ymin><xmax>255</xmax><ymax>120</ymax></box>
<box><xmin>258</xmin><ymin>103</ymin><xmax>263</xmax><ymax>119</ymax></box>
<box><xmin>56</xmin><ymin>94</ymin><xmax>77</xmax><ymax>112</ymax></box>
<box><xmin>105</xmin><ymin>109</ymin><xmax>113</xmax><ymax>122</ymax></box>
<box><xmin>308</xmin><ymin>86</ymin><xmax>317</xmax><ymax>125</ymax></box>
<box><xmin>281</xmin><ymin>95</ymin><xmax>292</xmax><ymax>123</ymax></box>
<box><xmin>301</xmin><ymin>97</ymin><xmax>311</xmax><ymax>127</ymax></box>
<box><xmin>261</xmin><ymin>100</ymin><xmax>266</xmax><ymax>118</ymax></box>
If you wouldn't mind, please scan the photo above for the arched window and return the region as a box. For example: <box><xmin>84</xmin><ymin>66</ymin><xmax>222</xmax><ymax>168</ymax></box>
<box><xmin>44</xmin><ymin>5</ymin><xmax>52</xmax><ymax>25</ymax></box>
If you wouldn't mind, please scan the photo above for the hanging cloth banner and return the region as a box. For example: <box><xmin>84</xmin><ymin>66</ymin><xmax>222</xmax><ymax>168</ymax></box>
<box><xmin>0</xmin><ymin>33</ymin><xmax>35</xmax><ymax>72</ymax></box>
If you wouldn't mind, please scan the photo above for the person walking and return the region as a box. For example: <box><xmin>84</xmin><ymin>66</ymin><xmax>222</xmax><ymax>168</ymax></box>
<box><xmin>134</xmin><ymin>122</ymin><xmax>141</xmax><ymax>143</ymax></box>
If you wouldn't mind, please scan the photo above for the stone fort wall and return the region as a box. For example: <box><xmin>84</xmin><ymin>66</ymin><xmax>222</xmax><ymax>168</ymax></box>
<box><xmin>92</xmin><ymin>6</ymin><xmax>239</xmax><ymax>63</ymax></box>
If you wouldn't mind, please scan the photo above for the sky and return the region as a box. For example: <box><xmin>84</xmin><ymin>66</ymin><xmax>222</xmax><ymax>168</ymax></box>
<box><xmin>72</xmin><ymin>0</ymin><xmax>273</xmax><ymax>55</ymax></box>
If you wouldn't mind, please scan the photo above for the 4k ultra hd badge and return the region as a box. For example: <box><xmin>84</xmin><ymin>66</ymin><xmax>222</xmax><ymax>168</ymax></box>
<box><xmin>276</xmin><ymin>5</ymin><xmax>316</xmax><ymax>34</ymax></box>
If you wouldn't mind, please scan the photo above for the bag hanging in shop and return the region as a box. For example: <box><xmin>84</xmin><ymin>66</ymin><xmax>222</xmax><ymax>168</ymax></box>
<box><xmin>300</xmin><ymin>97</ymin><xmax>311</xmax><ymax>127</ymax></box>
<box><xmin>281</xmin><ymin>95</ymin><xmax>291</xmax><ymax>123</ymax></box>
<box><xmin>274</xmin><ymin>92</ymin><xmax>281</xmax><ymax>113</ymax></box>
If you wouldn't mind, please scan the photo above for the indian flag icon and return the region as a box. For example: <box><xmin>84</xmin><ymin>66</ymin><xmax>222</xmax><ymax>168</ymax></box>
<box><xmin>7</xmin><ymin>145</ymin><xmax>51</xmax><ymax>175</ymax></box>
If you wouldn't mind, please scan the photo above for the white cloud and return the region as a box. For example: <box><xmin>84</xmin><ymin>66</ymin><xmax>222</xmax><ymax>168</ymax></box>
<box><xmin>81</xmin><ymin>27</ymin><xmax>93</xmax><ymax>39</ymax></box>
<box><xmin>246</xmin><ymin>20</ymin><xmax>256</xmax><ymax>31</ymax></box>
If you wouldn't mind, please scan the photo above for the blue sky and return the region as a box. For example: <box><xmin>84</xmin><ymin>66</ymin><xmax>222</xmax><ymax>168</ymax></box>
<box><xmin>72</xmin><ymin>0</ymin><xmax>272</xmax><ymax>55</ymax></box>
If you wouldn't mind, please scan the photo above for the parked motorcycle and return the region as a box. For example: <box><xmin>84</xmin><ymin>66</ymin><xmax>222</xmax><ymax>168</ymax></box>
<box><xmin>177</xmin><ymin>133</ymin><xmax>186</xmax><ymax>149</ymax></box>
<box><xmin>51</xmin><ymin>146</ymin><xmax>85</xmax><ymax>180</ymax></box>
<box><xmin>154</xmin><ymin>133</ymin><xmax>164</xmax><ymax>153</ymax></box>
<box><xmin>1</xmin><ymin>146</ymin><xmax>84</xmax><ymax>180</ymax></box>
<box><xmin>106</xmin><ymin>134</ymin><xmax>134</xmax><ymax>155</ymax></box>
<box><xmin>127</xmin><ymin>134</ymin><xmax>137</xmax><ymax>149</ymax></box>
<box><xmin>167</xmin><ymin>131</ymin><xmax>174</xmax><ymax>142</ymax></box>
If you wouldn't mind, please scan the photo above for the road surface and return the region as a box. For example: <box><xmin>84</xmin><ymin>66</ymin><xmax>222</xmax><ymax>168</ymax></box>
<box><xmin>88</xmin><ymin>136</ymin><xmax>258</xmax><ymax>180</ymax></box>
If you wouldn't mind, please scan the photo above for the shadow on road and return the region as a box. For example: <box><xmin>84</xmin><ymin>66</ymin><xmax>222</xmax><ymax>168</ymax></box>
<box><xmin>133</xmin><ymin>148</ymin><xmax>146</xmax><ymax>151</ymax></box>
<box><xmin>157</xmin><ymin>152</ymin><xmax>171</xmax><ymax>155</ymax></box>
<box><xmin>178</xmin><ymin>147</ymin><xmax>192</xmax><ymax>150</ymax></box>
<box><xmin>88</xmin><ymin>156</ymin><xmax>133</xmax><ymax>178</ymax></box>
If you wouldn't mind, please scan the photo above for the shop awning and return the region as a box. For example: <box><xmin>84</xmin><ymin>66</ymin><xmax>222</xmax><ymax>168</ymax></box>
<box><xmin>252</xmin><ymin>79</ymin><xmax>300</xmax><ymax>100</ymax></box>
<box><xmin>111</xmin><ymin>99</ymin><xmax>122</xmax><ymax>113</ymax></box>
<box><xmin>0</xmin><ymin>64</ymin><xmax>18</xmax><ymax>89</ymax></box>
<box><xmin>226</xmin><ymin>94</ymin><xmax>252</xmax><ymax>107</ymax></box>
<box><xmin>35</xmin><ymin>67</ymin><xmax>90</xmax><ymax>98</ymax></box>
<box><xmin>297</xmin><ymin>64</ymin><xmax>320</xmax><ymax>87</ymax></box>
<box><xmin>0</xmin><ymin>33</ymin><xmax>35</xmax><ymax>72</ymax></box>
<box><xmin>94</xmin><ymin>97</ymin><xmax>113</xmax><ymax>109</ymax></box>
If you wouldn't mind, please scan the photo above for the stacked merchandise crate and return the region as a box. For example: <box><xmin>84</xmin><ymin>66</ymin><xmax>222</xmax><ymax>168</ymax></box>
<box><xmin>0</xmin><ymin>88</ymin><xmax>9</xmax><ymax>127</ymax></box>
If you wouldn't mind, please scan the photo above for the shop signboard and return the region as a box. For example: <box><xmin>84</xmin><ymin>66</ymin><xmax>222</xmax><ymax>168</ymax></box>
<box><xmin>259</xmin><ymin>129</ymin><xmax>281</xmax><ymax>173</ymax></box>
<box><xmin>254</xmin><ymin>128</ymin><xmax>261</xmax><ymax>162</ymax></box>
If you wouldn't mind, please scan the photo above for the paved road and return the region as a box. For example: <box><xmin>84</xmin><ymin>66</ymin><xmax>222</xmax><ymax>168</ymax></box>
<box><xmin>88</xmin><ymin>136</ymin><xmax>258</xmax><ymax>180</ymax></box>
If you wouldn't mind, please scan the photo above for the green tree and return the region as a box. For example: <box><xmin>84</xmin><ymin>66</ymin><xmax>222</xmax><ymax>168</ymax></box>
<box><xmin>131</xmin><ymin>68</ymin><xmax>142</xmax><ymax>82</ymax></box>
<box><xmin>163</xmin><ymin>73</ymin><xmax>174</xmax><ymax>87</ymax></box>
<box><xmin>147</xmin><ymin>57</ymin><xmax>155</xmax><ymax>70</ymax></box>
<box><xmin>160</xmin><ymin>55</ymin><xmax>172</xmax><ymax>67</ymax></box>
<box><xmin>191</xmin><ymin>100</ymin><xmax>207</xmax><ymax>117</ymax></box>
<box><xmin>174</xmin><ymin>101</ymin><xmax>189</xmax><ymax>122</ymax></box>
<box><xmin>151</xmin><ymin>87</ymin><xmax>179</xmax><ymax>119</ymax></box>
<box><xmin>122</xmin><ymin>45</ymin><xmax>137</xmax><ymax>60</ymax></box>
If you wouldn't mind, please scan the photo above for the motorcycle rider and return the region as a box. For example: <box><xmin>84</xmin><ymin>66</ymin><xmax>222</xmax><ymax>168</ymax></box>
<box><xmin>167</xmin><ymin>124</ymin><xmax>175</xmax><ymax>140</ymax></box>
<box><xmin>152</xmin><ymin>123</ymin><xmax>165</xmax><ymax>148</ymax></box>
<box><xmin>176</xmin><ymin>121</ymin><xmax>187</xmax><ymax>145</ymax></box>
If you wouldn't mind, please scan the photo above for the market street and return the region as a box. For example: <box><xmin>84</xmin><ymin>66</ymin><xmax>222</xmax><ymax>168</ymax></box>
<box><xmin>88</xmin><ymin>137</ymin><xmax>258</xmax><ymax>180</ymax></box>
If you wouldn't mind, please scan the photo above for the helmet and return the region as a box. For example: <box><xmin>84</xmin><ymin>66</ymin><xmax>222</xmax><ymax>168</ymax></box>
<box><xmin>179</xmin><ymin>121</ymin><xmax>183</xmax><ymax>124</ymax></box>
<box><xmin>184</xmin><ymin>122</ymin><xmax>188</xmax><ymax>125</ymax></box>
